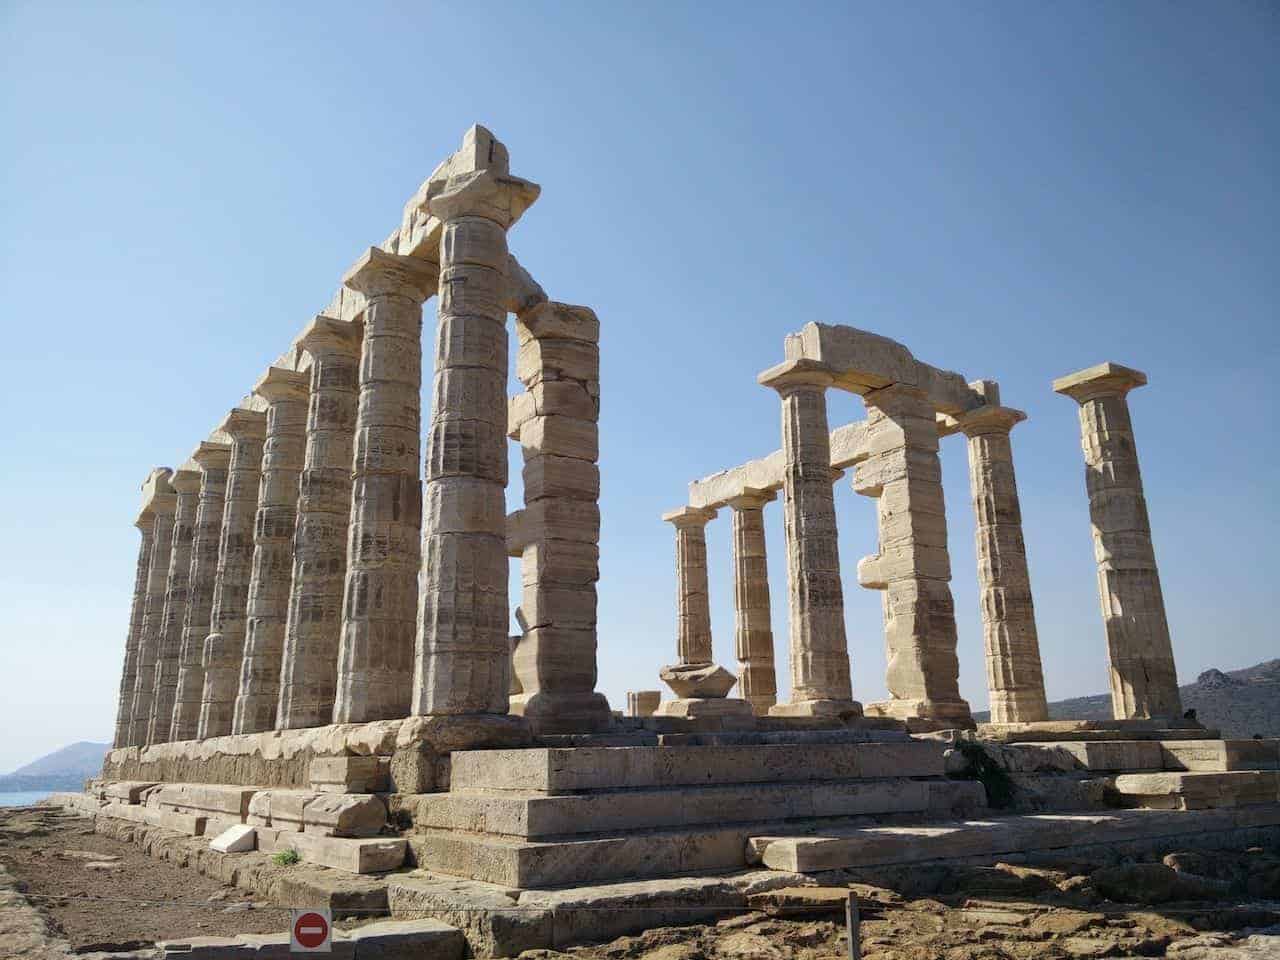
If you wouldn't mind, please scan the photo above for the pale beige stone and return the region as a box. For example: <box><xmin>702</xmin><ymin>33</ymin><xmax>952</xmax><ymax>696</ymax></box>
<box><xmin>661</xmin><ymin>506</ymin><xmax>716</xmax><ymax>667</ymax></box>
<box><xmin>114</xmin><ymin>498</ymin><xmax>157</xmax><ymax>748</ymax></box>
<box><xmin>727</xmin><ymin>490</ymin><xmax>777</xmax><ymax>713</ymax></box>
<box><xmin>129</xmin><ymin>471</ymin><xmax>178</xmax><ymax>746</ymax></box>
<box><xmin>626</xmin><ymin>691</ymin><xmax>661</xmax><ymax>717</ymax></box>
<box><xmin>209</xmin><ymin>823</ymin><xmax>256</xmax><ymax>853</ymax></box>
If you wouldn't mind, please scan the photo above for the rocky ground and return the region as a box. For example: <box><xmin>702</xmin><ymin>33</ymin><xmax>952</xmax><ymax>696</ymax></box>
<box><xmin>3</xmin><ymin>803</ymin><xmax>1280</xmax><ymax>957</ymax></box>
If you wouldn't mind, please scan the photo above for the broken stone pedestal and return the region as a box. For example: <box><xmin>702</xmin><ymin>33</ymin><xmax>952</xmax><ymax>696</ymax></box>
<box><xmin>654</xmin><ymin>662</ymin><xmax>753</xmax><ymax>720</ymax></box>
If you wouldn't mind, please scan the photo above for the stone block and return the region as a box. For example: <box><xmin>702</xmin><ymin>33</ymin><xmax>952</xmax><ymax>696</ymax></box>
<box><xmin>310</xmin><ymin>755</ymin><xmax>386</xmax><ymax>794</ymax></box>
<box><xmin>302</xmin><ymin>793</ymin><xmax>387</xmax><ymax>838</ymax></box>
<box><xmin>515</xmin><ymin>301</ymin><xmax>599</xmax><ymax>345</ymax></box>
<box><xmin>209</xmin><ymin>824</ymin><xmax>256</xmax><ymax>853</ymax></box>
<box><xmin>103</xmin><ymin>781</ymin><xmax>159</xmax><ymax>804</ymax></box>
<box><xmin>659</xmin><ymin>662</ymin><xmax>737</xmax><ymax>698</ymax></box>
<box><xmin>516</xmin><ymin>337</ymin><xmax>599</xmax><ymax>386</ymax></box>
<box><xmin>387</xmin><ymin>874</ymin><xmax>552</xmax><ymax>959</ymax></box>
<box><xmin>1161</xmin><ymin>739</ymin><xmax>1280</xmax><ymax>772</ymax></box>
<box><xmin>519</xmin><ymin>415</ymin><xmax>598</xmax><ymax>462</ymax></box>
<box><xmin>520</xmin><ymin>539</ymin><xmax>599</xmax><ymax>585</ymax></box>
<box><xmin>289</xmin><ymin>832</ymin><xmax>406</xmax><ymax>874</ymax></box>
<box><xmin>159</xmin><ymin>933</ymin><xmax>356</xmax><ymax>959</ymax></box>
<box><xmin>522</xmin><ymin>498</ymin><xmax>600</xmax><ymax>544</ymax></box>
<box><xmin>627</xmin><ymin>691</ymin><xmax>661</xmax><ymax>717</ymax></box>
<box><xmin>1113</xmin><ymin>771</ymin><xmax>1280</xmax><ymax>809</ymax></box>
<box><xmin>522</xmin><ymin>455</ymin><xmax>599</xmax><ymax>502</ymax></box>
<box><xmin>344</xmin><ymin>918</ymin><xmax>466</xmax><ymax>960</ymax></box>
<box><xmin>520</xmin><ymin>582</ymin><xmax>597</xmax><ymax>629</ymax></box>
<box><xmin>154</xmin><ymin>784</ymin><xmax>259</xmax><ymax>820</ymax></box>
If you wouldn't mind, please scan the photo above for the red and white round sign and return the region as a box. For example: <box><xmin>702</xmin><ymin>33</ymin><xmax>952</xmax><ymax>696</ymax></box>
<box><xmin>291</xmin><ymin>908</ymin><xmax>331</xmax><ymax>952</ymax></box>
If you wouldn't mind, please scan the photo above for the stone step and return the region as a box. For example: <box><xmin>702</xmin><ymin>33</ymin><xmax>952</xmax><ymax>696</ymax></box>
<box><xmin>1113</xmin><ymin>770</ymin><xmax>1280</xmax><ymax>810</ymax></box>
<box><xmin>407</xmin><ymin>778</ymin><xmax>982</xmax><ymax>839</ymax></box>
<box><xmin>977</xmin><ymin>720</ymin><xmax>1218</xmax><ymax>743</ymax></box>
<box><xmin>995</xmin><ymin>739</ymin><xmax>1280</xmax><ymax>775</ymax></box>
<box><xmin>1160</xmin><ymin>739</ymin><xmax>1280</xmax><ymax>772</ymax></box>
<box><xmin>448</xmin><ymin>740</ymin><xmax>946</xmax><ymax>794</ymax></box>
<box><xmin>752</xmin><ymin>804</ymin><xmax>1280</xmax><ymax>873</ymax></box>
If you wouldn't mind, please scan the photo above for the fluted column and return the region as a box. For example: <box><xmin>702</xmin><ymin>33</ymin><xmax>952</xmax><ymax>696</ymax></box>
<box><xmin>668</xmin><ymin>506</ymin><xmax>716</xmax><ymax>665</ymax></box>
<box><xmin>233</xmin><ymin>368</ymin><xmax>309</xmax><ymax>734</ymax></box>
<box><xmin>728</xmin><ymin>490</ymin><xmax>778</xmax><ymax>714</ymax></box>
<box><xmin>146</xmin><ymin>468</ymin><xmax>201</xmax><ymax>744</ymax></box>
<box><xmin>277</xmin><ymin>317</ymin><xmax>361</xmax><ymax>730</ymax></box>
<box><xmin>957</xmin><ymin>403</ymin><xmax>1048</xmax><ymax>724</ymax></box>
<box><xmin>170</xmin><ymin>442</ymin><xmax>232</xmax><ymax>741</ymax></box>
<box><xmin>113</xmin><ymin>509</ymin><xmax>155</xmax><ymax>748</ymax></box>
<box><xmin>198</xmin><ymin>409</ymin><xmax>267</xmax><ymax>739</ymax></box>
<box><xmin>128</xmin><ymin>472</ymin><xmax>177</xmax><ymax>745</ymax></box>
<box><xmin>759</xmin><ymin>359</ymin><xmax>859</xmax><ymax>718</ymax></box>
<box><xmin>1054</xmin><ymin>362</ymin><xmax>1181</xmax><ymax>721</ymax></box>
<box><xmin>333</xmin><ymin>248</ymin><xmax>435</xmax><ymax>724</ymax></box>
<box><xmin>414</xmin><ymin>164</ymin><xmax>540</xmax><ymax>718</ymax></box>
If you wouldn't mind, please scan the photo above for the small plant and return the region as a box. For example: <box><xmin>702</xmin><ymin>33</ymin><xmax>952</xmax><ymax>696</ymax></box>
<box><xmin>956</xmin><ymin>740</ymin><xmax>1016</xmax><ymax>809</ymax></box>
<box><xmin>271</xmin><ymin>848</ymin><xmax>301</xmax><ymax>866</ymax></box>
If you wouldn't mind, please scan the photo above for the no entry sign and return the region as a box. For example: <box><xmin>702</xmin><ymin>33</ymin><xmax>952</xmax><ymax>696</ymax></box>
<box><xmin>291</xmin><ymin>907</ymin><xmax>332</xmax><ymax>952</ymax></box>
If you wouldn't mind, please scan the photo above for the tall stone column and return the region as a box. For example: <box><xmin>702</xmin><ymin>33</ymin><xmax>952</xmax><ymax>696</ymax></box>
<box><xmin>171</xmin><ymin>442</ymin><xmax>232</xmax><ymax>742</ymax></box>
<box><xmin>233</xmin><ymin>368</ymin><xmax>310</xmax><ymax>734</ymax></box>
<box><xmin>1054</xmin><ymin>362</ymin><xmax>1181</xmax><ymax>721</ymax></box>
<box><xmin>413</xmin><ymin>165</ymin><xmax>539</xmax><ymax>719</ymax></box>
<box><xmin>728</xmin><ymin>490</ymin><xmax>778</xmax><ymax>714</ymax></box>
<box><xmin>956</xmin><ymin>401</ymin><xmax>1048</xmax><ymax>724</ymax></box>
<box><xmin>277</xmin><ymin>317</ymin><xmax>361</xmax><ymax>730</ymax></box>
<box><xmin>127</xmin><ymin>472</ymin><xmax>177</xmax><ymax>745</ymax></box>
<box><xmin>199</xmin><ymin>409</ymin><xmax>267</xmax><ymax>739</ymax></box>
<box><xmin>334</xmin><ymin>248</ymin><xmax>435</xmax><ymax>724</ymax></box>
<box><xmin>855</xmin><ymin>383</ymin><xmax>970</xmax><ymax>727</ymax></box>
<box><xmin>113</xmin><ymin>508</ymin><xmax>155</xmax><ymax>748</ymax></box>
<box><xmin>759</xmin><ymin>359</ymin><xmax>859</xmax><ymax>718</ymax></box>
<box><xmin>145</xmin><ymin>468</ymin><xmax>201</xmax><ymax>744</ymax></box>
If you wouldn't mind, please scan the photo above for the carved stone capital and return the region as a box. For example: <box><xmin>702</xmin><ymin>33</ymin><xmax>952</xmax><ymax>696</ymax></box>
<box><xmin>343</xmin><ymin>247</ymin><xmax>437</xmax><ymax>302</ymax></box>
<box><xmin>1053</xmin><ymin>361</ymin><xmax>1148</xmax><ymax>404</ymax></box>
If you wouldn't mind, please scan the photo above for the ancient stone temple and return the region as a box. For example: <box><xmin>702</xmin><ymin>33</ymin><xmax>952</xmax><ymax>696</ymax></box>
<box><xmin>81</xmin><ymin>125</ymin><xmax>1279</xmax><ymax>959</ymax></box>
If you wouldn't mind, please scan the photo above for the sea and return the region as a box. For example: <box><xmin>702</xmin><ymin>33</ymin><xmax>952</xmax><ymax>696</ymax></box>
<box><xmin>0</xmin><ymin>791</ymin><xmax>50</xmax><ymax>807</ymax></box>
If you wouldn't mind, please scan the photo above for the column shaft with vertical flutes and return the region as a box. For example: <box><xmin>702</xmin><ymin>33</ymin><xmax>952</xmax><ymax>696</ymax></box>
<box><xmin>128</xmin><ymin>472</ymin><xmax>177</xmax><ymax>745</ymax></box>
<box><xmin>146</xmin><ymin>469</ymin><xmax>201</xmax><ymax>743</ymax></box>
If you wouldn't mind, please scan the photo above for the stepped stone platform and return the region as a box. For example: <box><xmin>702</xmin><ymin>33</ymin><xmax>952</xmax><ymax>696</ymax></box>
<box><xmin>976</xmin><ymin>718</ymin><xmax>1216</xmax><ymax>742</ymax></box>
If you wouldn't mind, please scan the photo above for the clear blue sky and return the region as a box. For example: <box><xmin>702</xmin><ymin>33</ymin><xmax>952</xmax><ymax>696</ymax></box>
<box><xmin>1</xmin><ymin>2</ymin><xmax>1276</xmax><ymax>771</ymax></box>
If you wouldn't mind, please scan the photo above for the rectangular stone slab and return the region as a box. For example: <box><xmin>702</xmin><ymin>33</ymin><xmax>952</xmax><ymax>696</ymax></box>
<box><xmin>280</xmin><ymin>832</ymin><xmax>406</xmax><ymax>874</ymax></box>
<box><xmin>1160</xmin><ymin>739</ymin><xmax>1280</xmax><ymax>772</ymax></box>
<box><xmin>1113</xmin><ymin>771</ymin><xmax>1280</xmax><ymax>809</ymax></box>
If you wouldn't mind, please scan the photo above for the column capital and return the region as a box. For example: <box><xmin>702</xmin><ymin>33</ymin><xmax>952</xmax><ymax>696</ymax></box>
<box><xmin>170</xmin><ymin>467</ymin><xmax>203</xmax><ymax>495</ymax></box>
<box><xmin>140</xmin><ymin>467</ymin><xmax>177</xmax><ymax>517</ymax></box>
<box><xmin>947</xmin><ymin>405</ymin><xmax>1027</xmax><ymax>438</ymax></box>
<box><xmin>297</xmin><ymin>314</ymin><xmax>360</xmax><ymax>358</ymax></box>
<box><xmin>757</xmin><ymin>358</ymin><xmax>835</xmax><ymax>395</ymax></box>
<box><xmin>427</xmin><ymin>168</ymin><xmax>541</xmax><ymax>229</ymax></box>
<box><xmin>726</xmin><ymin>487</ymin><xmax>777</xmax><ymax>511</ymax></box>
<box><xmin>1053</xmin><ymin>361</ymin><xmax>1147</xmax><ymax>404</ymax></box>
<box><xmin>190</xmin><ymin>440</ymin><xmax>233</xmax><ymax>471</ymax></box>
<box><xmin>343</xmin><ymin>247</ymin><xmax>438</xmax><ymax>302</ymax></box>
<box><xmin>253</xmin><ymin>366</ymin><xmax>310</xmax><ymax>404</ymax></box>
<box><xmin>217</xmin><ymin>408</ymin><xmax>268</xmax><ymax>441</ymax></box>
<box><xmin>662</xmin><ymin>505</ymin><xmax>717</xmax><ymax>528</ymax></box>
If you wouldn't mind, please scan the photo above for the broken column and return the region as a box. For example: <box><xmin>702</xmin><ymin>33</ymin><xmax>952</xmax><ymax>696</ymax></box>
<box><xmin>128</xmin><ymin>470</ymin><xmax>177</xmax><ymax>746</ymax></box>
<box><xmin>146</xmin><ymin>467</ymin><xmax>201</xmax><ymax>744</ymax></box>
<box><xmin>413</xmin><ymin>149</ymin><xmax>540</xmax><ymax>720</ymax></box>
<box><xmin>952</xmin><ymin>389</ymin><xmax>1048</xmax><ymax>724</ymax></box>
<box><xmin>759</xmin><ymin>359</ymin><xmax>860</xmax><ymax>718</ymax></box>
<box><xmin>277</xmin><ymin>317</ymin><xmax>361</xmax><ymax>730</ymax></box>
<box><xmin>855</xmin><ymin>383</ymin><xmax>971</xmax><ymax>727</ymax></box>
<box><xmin>112</xmin><ymin>500</ymin><xmax>157</xmax><ymax>748</ymax></box>
<box><xmin>170</xmin><ymin>441</ymin><xmax>232</xmax><ymax>742</ymax></box>
<box><xmin>199</xmin><ymin>408</ymin><xmax>267</xmax><ymax>739</ymax></box>
<box><xmin>727</xmin><ymin>489</ymin><xmax>778</xmax><ymax>714</ymax></box>
<box><xmin>333</xmin><ymin>248</ymin><xmax>436</xmax><ymax>724</ymax></box>
<box><xmin>1054</xmin><ymin>362</ymin><xmax>1182</xmax><ymax>721</ymax></box>
<box><xmin>233</xmin><ymin>367</ymin><xmax>310</xmax><ymax>734</ymax></box>
<box><xmin>508</xmin><ymin>299</ymin><xmax>610</xmax><ymax>732</ymax></box>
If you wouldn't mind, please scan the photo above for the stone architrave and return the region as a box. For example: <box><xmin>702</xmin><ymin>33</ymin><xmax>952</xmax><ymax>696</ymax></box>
<box><xmin>333</xmin><ymin>248</ymin><xmax>436</xmax><ymax>724</ymax></box>
<box><xmin>954</xmin><ymin>395</ymin><xmax>1049</xmax><ymax>724</ymax></box>
<box><xmin>113</xmin><ymin>505</ymin><xmax>156</xmax><ymax>748</ymax></box>
<box><xmin>170</xmin><ymin>442</ymin><xmax>232</xmax><ymax>742</ymax></box>
<box><xmin>198</xmin><ymin>409</ymin><xmax>267</xmax><ymax>739</ymax></box>
<box><xmin>855</xmin><ymin>383</ymin><xmax>971</xmax><ymax>727</ymax></box>
<box><xmin>277</xmin><ymin>317</ymin><xmax>361</xmax><ymax>730</ymax></box>
<box><xmin>145</xmin><ymin>468</ymin><xmax>201</xmax><ymax>744</ymax></box>
<box><xmin>127</xmin><ymin>471</ymin><xmax>177</xmax><ymax>746</ymax></box>
<box><xmin>727</xmin><ymin>489</ymin><xmax>778</xmax><ymax>714</ymax></box>
<box><xmin>509</xmin><ymin>301</ymin><xmax>610</xmax><ymax>733</ymax></box>
<box><xmin>232</xmin><ymin>368</ymin><xmax>310</xmax><ymax>734</ymax></box>
<box><xmin>1054</xmin><ymin>362</ymin><xmax>1182</xmax><ymax>721</ymax></box>
<box><xmin>758</xmin><ymin>359</ymin><xmax>860</xmax><ymax>718</ymax></box>
<box><xmin>413</xmin><ymin>157</ymin><xmax>540</xmax><ymax>719</ymax></box>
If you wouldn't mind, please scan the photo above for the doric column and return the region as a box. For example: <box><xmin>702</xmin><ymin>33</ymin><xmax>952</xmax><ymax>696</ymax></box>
<box><xmin>728</xmin><ymin>490</ymin><xmax>778</xmax><ymax>714</ymax></box>
<box><xmin>1054</xmin><ymin>362</ymin><xmax>1181</xmax><ymax>721</ymax></box>
<box><xmin>112</xmin><ymin>507</ymin><xmax>156</xmax><ymax>748</ymax></box>
<box><xmin>667</xmin><ymin>506</ymin><xmax>716</xmax><ymax>665</ymax></box>
<box><xmin>145</xmin><ymin>468</ymin><xmax>201</xmax><ymax>744</ymax></box>
<box><xmin>170</xmin><ymin>442</ymin><xmax>232</xmax><ymax>742</ymax></box>
<box><xmin>759</xmin><ymin>359</ymin><xmax>859</xmax><ymax>718</ymax></box>
<box><xmin>277</xmin><ymin>317</ymin><xmax>361</xmax><ymax>730</ymax></box>
<box><xmin>233</xmin><ymin>368</ymin><xmax>310</xmax><ymax>734</ymax></box>
<box><xmin>855</xmin><ymin>384</ymin><xmax>971</xmax><ymax>727</ymax></box>
<box><xmin>955</xmin><ymin>399</ymin><xmax>1048</xmax><ymax>724</ymax></box>
<box><xmin>127</xmin><ymin>472</ymin><xmax>177</xmax><ymax>745</ymax></box>
<box><xmin>198</xmin><ymin>409</ymin><xmax>267</xmax><ymax>739</ymax></box>
<box><xmin>333</xmin><ymin>248</ymin><xmax>435</xmax><ymax>724</ymax></box>
<box><xmin>413</xmin><ymin>164</ymin><xmax>540</xmax><ymax>718</ymax></box>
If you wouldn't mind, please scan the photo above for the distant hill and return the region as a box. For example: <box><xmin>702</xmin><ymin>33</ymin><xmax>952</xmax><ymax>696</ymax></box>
<box><xmin>975</xmin><ymin>659</ymin><xmax>1280</xmax><ymax>739</ymax></box>
<box><xmin>0</xmin><ymin>740</ymin><xmax>110</xmax><ymax>792</ymax></box>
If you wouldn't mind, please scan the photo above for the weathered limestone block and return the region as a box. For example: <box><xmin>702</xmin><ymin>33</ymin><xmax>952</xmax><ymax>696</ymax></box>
<box><xmin>147</xmin><ymin>468</ymin><xmax>201</xmax><ymax>744</ymax></box>
<box><xmin>129</xmin><ymin>471</ymin><xmax>178</xmax><ymax>746</ymax></box>
<box><xmin>758</xmin><ymin>359</ymin><xmax>859</xmax><ymax>718</ymax></box>
<box><xmin>310</xmin><ymin>755</ymin><xmax>387</xmax><ymax>794</ymax></box>
<box><xmin>277</xmin><ymin>316</ymin><xmax>361</xmax><ymax>731</ymax></box>
<box><xmin>301</xmin><ymin>793</ymin><xmax>387</xmax><ymax>838</ymax></box>
<box><xmin>855</xmin><ymin>383</ymin><xmax>970</xmax><ymax>726</ymax></box>
<box><xmin>658</xmin><ymin>663</ymin><xmax>737</xmax><ymax>699</ymax></box>
<box><xmin>171</xmin><ymin>442</ymin><xmax>232</xmax><ymax>743</ymax></box>
<box><xmin>663</xmin><ymin>506</ymin><xmax>716</xmax><ymax>667</ymax></box>
<box><xmin>199</xmin><ymin>409</ymin><xmax>267</xmax><ymax>740</ymax></box>
<box><xmin>335</xmin><ymin>248</ymin><xmax>436</xmax><ymax>724</ymax></box>
<box><xmin>233</xmin><ymin>367</ymin><xmax>310</xmax><ymax>735</ymax></box>
<box><xmin>728</xmin><ymin>490</ymin><xmax>778</xmax><ymax>714</ymax></box>
<box><xmin>1054</xmin><ymin>362</ymin><xmax>1181</xmax><ymax>721</ymax></box>
<box><xmin>114</xmin><ymin>506</ymin><xmax>156</xmax><ymax>748</ymax></box>
<box><xmin>626</xmin><ymin>691</ymin><xmax>661</xmax><ymax>717</ymax></box>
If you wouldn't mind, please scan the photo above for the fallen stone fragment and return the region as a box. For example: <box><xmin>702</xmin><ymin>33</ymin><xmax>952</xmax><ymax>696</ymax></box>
<box><xmin>208</xmin><ymin>824</ymin><xmax>255</xmax><ymax>854</ymax></box>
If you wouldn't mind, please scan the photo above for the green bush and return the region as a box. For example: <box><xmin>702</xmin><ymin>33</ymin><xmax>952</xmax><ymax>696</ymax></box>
<box><xmin>271</xmin><ymin>848</ymin><xmax>301</xmax><ymax>866</ymax></box>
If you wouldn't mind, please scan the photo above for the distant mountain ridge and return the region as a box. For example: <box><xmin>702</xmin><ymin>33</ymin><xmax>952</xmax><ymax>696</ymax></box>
<box><xmin>975</xmin><ymin>659</ymin><xmax>1280</xmax><ymax>738</ymax></box>
<box><xmin>0</xmin><ymin>740</ymin><xmax>109</xmax><ymax>792</ymax></box>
